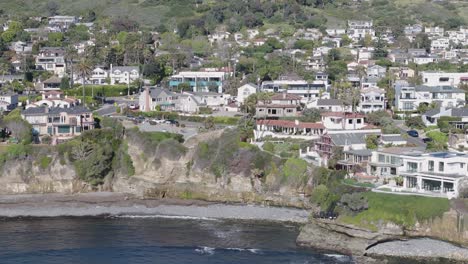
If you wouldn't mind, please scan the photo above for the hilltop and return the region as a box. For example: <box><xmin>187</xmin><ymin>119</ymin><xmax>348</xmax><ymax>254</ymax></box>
<box><xmin>2</xmin><ymin>0</ymin><xmax>467</xmax><ymax>31</ymax></box>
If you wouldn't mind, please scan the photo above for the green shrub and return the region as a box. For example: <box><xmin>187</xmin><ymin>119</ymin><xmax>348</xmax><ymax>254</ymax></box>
<box><xmin>263</xmin><ymin>142</ymin><xmax>275</xmax><ymax>152</ymax></box>
<box><xmin>37</xmin><ymin>156</ymin><xmax>52</xmax><ymax>169</ymax></box>
<box><xmin>282</xmin><ymin>158</ymin><xmax>308</xmax><ymax>188</ymax></box>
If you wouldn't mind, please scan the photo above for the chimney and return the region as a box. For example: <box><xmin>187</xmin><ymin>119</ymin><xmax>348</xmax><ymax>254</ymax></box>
<box><xmin>295</xmin><ymin>119</ymin><xmax>299</xmax><ymax>126</ymax></box>
<box><xmin>282</xmin><ymin>92</ymin><xmax>286</xmax><ymax>99</ymax></box>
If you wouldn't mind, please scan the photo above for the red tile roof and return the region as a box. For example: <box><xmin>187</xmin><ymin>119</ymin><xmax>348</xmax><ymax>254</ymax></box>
<box><xmin>256</xmin><ymin>119</ymin><xmax>325</xmax><ymax>129</ymax></box>
<box><xmin>257</xmin><ymin>104</ymin><xmax>298</xmax><ymax>108</ymax></box>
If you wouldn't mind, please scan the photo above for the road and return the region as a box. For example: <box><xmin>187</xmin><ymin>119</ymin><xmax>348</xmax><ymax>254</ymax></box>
<box><xmin>394</xmin><ymin>120</ymin><xmax>427</xmax><ymax>148</ymax></box>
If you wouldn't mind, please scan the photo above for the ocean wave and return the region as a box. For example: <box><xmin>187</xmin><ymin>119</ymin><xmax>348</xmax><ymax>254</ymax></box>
<box><xmin>113</xmin><ymin>214</ymin><xmax>218</xmax><ymax>221</ymax></box>
<box><xmin>195</xmin><ymin>246</ymin><xmax>215</xmax><ymax>255</ymax></box>
<box><xmin>324</xmin><ymin>254</ymin><xmax>353</xmax><ymax>262</ymax></box>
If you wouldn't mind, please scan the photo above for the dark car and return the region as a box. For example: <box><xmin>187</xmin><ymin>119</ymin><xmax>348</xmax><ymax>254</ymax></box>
<box><xmin>407</xmin><ymin>130</ymin><xmax>419</xmax><ymax>137</ymax></box>
<box><xmin>165</xmin><ymin>120</ymin><xmax>179</xmax><ymax>126</ymax></box>
<box><xmin>422</xmin><ymin>137</ymin><xmax>433</xmax><ymax>143</ymax></box>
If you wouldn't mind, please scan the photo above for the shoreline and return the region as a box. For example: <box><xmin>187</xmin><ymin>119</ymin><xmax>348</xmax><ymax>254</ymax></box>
<box><xmin>0</xmin><ymin>192</ymin><xmax>310</xmax><ymax>223</ymax></box>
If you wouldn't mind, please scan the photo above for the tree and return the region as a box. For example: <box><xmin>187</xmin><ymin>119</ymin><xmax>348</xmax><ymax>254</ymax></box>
<box><xmin>76</xmin><ymin>59</ymin><xmax>93</xmax><ymax>106</ymax></box>
<box><xmin>366</xmin><ymin>110</ymin><xmax>393</xmax><ymax>127</ymax></box>
<box><xmin>46</xmin><ymin>1</ymin><xmax>59</xmax><ymax>16</ymax></box>
<box><xmin>2</xmin><ymin>109</ymin><xmax>32</xmax><ymax>144</ymax></box>
<box><xmin>47</xmin><ymin>32</ymin><xmax>64</xmax><ymax>47</ymax></box>
<box><xmin>60</xmin><ymin>76</ymin><xmax>70</xmax><ymax>89</ymax></box>
<box><xmin>414</xmin><ymin>33</ymin><xmax>431</xmax><ymax>53</ymax></box>
<box><xmin>405</xmin><ymin>116</ymin><xmax>425</xmax><ymax>129</ymax></box>
<box><xmin>203</xmin><ymin>116</ymin><xmax>215</xmax><ymax>130</ymax></box>
<box><xmin>301</xmin><ymin>108</ymin><xmax>322</xmax><ymax>122</ymax></box>
<box><xmin>366</xmin><ymin>134</ymin><xmax>379</xmax><ymax>150</ymax></box>
<box><xmin>311</xmin><ymin>184</ymin><xmax>338</xmax><ymax>211</ymax></box>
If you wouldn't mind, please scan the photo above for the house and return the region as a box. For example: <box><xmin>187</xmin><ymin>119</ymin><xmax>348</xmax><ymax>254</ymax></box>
<box><xmin>208</xmin><ymin>31</ymin><xmax>231</xmax><ymax>44</ymax></box>
<box><xmin>169</xmin><ymin>71</ymin><xmax>228</xmax><ymax>93</ymax></box>
<box><xmin>26</xmin><ymin>91</ymin><xmax>79</xmax><ymax>109</ymax></box>
<box><xmin>308</xmin><ymin>99</ymin><xmax>350</xmax><ymax>112</ymax></box>
<box><xmin>326</xmin><ymin>28</ymin><xmax>346</xmax><ymax>37</ymax></box>
<box><xmin>48</xmin><ymin>16</ymin><xmax>78</xmax><ymax>29</ymax></box>
<box><xmin>321</xmin><ymin>112</ymin><xmax>367</xmax><ymax>130</ymax></box>
<box><xmin>358</xmin><ymin>87</ymin><xmax>386</xmax><ymax>113</ymax></box>
<box><xmin>260</xmin><ymin>74</ymin><xmax>329</xmax><ymax>104</ymax></box>
<box><xmin>10</xmin><ymin>41</ymin><xmax>32</xmax><ymax>54</ymax></box>
<box><xmin>315</xmin><ymin>132</ymin><xmax>375</xmax><ymax>166</ymax></box>
<box><xmin>395</xmin><ymin>85</ymin><xmax>466</xmax><ymax>111</ymax></box>
<box><xmin>366</xmin><ymin>65</ymin><xmax>386</xmax><ymax>78</ymax></box>
<box><xmin>412</xmin><ymin>55</ymin><xmax>439</xmax><ymax>65</ymax></box>
<box><xmin>89</xmin><ymin>67</ymin><xmax>108</xmax><ymax>85</ymax></box>
<box><xmin>420</xmin><ymin>71</ymin><xmax>468</xmax><ymax>87</ymax></box>
<box><xmin>255</xmin><ymin>93</ymin><xmax>301</xmax><ymax>119</ymax></box>
<box><xmin>236</xmin><ymin>83</ymin><xmax>257</xmax><ymax>106</ymax></box>
<box><xmin>37</xmin><ymin>76</ymin><xmax>62</xmax><ymax>92</ymax></box>
<box><xmin>369</xmin><ymin>148</ymin><xmax>467</xmax><ymax>198</ymax></box>
<box><xmin>424</xmin><ymin>26</ymin><xmax>445</xmax><ymax>37</ymax></box>
<box><xmin>21</xmin><ymin>106</ymin><xmax>94</xmax><ymax>138</ymax></box>
<box><xmin>35</xmin><ymin>47</ymin><xmax>66</xmax><ymax>77</ymax></box>
<box><xmin>431</xmin><ymin>38</ymin><xmax>450</xmax><ymax>51</ymax></box>
<box><xmin>408</xmin><ymin>48</ymin><xmax>427</xmax><ymax>57</ymax></box>
<box><xmin>337</xmin><ymin>149</ymin><xmax>373</xmax><ymax>175</ymax></box>
<box><xmin>389</xmin><ymin>67</ymin><xmax>415</xmax><ymax>80</ymax></box>
<box><xmin>0</xmin><ymin>93</ymin><xmax>19</xmax><ymax>111</ymax></box>
<box><xmin>139</xmin><ymin>87</ymin><xmax>178</xmax><ymax>112</ymax></box>
<box><xmin>404</xmin><ymin>24</ymin><xmax>423</xmax><ymax>36</ymax></box>
<box><xmin>254</xmin><ymin>119</ymin><xmax>325</xmax><ymax>140</ymax></box>
<box><xmin>109</xmin><ymin>66</ymin><xmax>139</xmax><ymax>85</ymax></box>
<box><xmin>347</xmin><ymin>20</ymin><xmax>375</xmax><ymax>41</ymax></box>
<box><xmin>422</xmin><ymin>107</ymin><xmax>468</xmax><ymax>128</ymax></box>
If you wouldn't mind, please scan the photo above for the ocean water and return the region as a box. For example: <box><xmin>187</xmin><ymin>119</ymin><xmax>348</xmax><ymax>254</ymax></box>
<box><xmin>0</xmin><ymin>216</ymin><xmax>354</xmax><ymax>264</ymax></box>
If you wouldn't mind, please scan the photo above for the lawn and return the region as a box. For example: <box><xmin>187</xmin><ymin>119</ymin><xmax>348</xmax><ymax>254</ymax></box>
<box><xmin>342</xmin><ymin>178</ymin><xmax>375</xmax><ymax>188</ymax></box>
<box><xmin>340</xmin><ymin>192</ymin><xmax>450</xmax><ymax>229</ymax></box>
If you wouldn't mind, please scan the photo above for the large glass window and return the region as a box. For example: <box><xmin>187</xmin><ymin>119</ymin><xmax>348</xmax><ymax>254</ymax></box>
<box><xmin>439</xmin><ymin>162</ymin><xmax>444</xmax><ymax>172</ymax></box>
<box><xmin>57</xmin><ymin>126</ymin><xmax>70</xmax><ymax>134</ymax></box>
<box><xmin>378</xmin><ymin>154</ymin><xmax>385</xmax><ymax>163</ymax></box>
<box><xmin>407</xmin><ymin>162</ymin><xmax>418</xmax><ymax>172</ymax></box>
<box><xmin>429</xmin><ymin>160</ymin><xmax>434</xmax><ymax>172</ymax></box>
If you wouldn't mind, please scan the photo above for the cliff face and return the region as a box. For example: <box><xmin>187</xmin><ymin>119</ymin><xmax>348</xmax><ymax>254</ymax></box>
<box><xmin>112</xmin><ymin>130</ymin><xmax>309</xmax><ymax>207</ymax></box>
<box><xmin>0</xmin><ymin>157</ymin><xmax>91</xmax><ymax>194</ymax></box>
<box><xmin>0</xmin><ymin>129</ymin><xmax>310</xmax><ymax>208</ymax></box>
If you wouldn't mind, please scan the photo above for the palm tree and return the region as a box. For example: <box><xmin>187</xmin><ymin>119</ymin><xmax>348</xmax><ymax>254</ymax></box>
<box><xmin>76</xmin><ymin>59</ymin><xmax>93</xmax><ymax>107</ymax></box>
<box><xmin>65</xmin><ymin>46</ymin><xmax>78</xmax><ymax>88</ymax></box>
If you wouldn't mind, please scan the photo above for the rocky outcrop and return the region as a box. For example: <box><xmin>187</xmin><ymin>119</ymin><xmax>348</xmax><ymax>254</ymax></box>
<box><xmin>296</xmin><ymin>220</ymin><xmax>403</xmax><ymax>255</ymax></box>
<box><xmin>0</xmin><ymin>156</ymin><xmax>91</xmax><ymax>194</ymax></box>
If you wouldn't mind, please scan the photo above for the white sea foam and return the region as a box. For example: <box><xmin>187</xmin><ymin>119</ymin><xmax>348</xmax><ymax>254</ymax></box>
<box><xmin>114</xmin><ymin>214</ymin><xmax>218</xmax><ymax>221</ymax></box>
<box><xmin>225</xmin><ymin>247</ymin><xmax>262</xmax><ymax>254</ymax></box>
<box><xmin>324</xmin><ymin>254</ymin><xmax>352</xmax><ymax>262</ymax></box>
<box><xmin>195</xmin><ymin>246</ymin><xmax>215</xmax><ymax>255</ymax></box>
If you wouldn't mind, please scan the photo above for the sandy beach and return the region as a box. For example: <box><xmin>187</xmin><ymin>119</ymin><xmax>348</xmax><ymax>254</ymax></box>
<box><xmin>0</xmin><ymin>192</ymin><xmax>310</xmax><ymax>223</ymax></box>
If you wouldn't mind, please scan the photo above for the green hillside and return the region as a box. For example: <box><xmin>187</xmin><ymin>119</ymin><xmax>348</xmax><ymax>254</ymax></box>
<box><xmin>1</xmin><ymin>0</ymin><xmax>467</xmax><ymax>31</ymax></box>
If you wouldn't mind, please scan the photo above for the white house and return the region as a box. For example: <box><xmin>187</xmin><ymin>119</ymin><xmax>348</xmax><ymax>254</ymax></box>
<box><xmin>35</xmin><ymin>47</ymin><xmax>66</xmax><ymax>77</ymax></box>
<box><xmin>395</xmin><ymin>85</ymin><xmax>466</xmax><ymax>111</ymax></box>
<box><xmin>109</xmin><ymin>66</ymin><xmax>140</xmax><ymax>85</ymax></box>
<box><xmin>208</xmin><ymin>31</ymin><xmax>231</xmax><ymax>44</ymax></box>
<box><xmin>413</xmin><ymin>55</ymin><xmax>439</xmax><ymax>65</ymax></box>
<box><xmin>236</xmin><ymin>83</ymin><xmax>257</xmax><ymax>106</ymax></box>
<box><xmin>420</xmin><ymin>71</ymin><xmax>468</xmax><ymax>87</ymax></box>
<box><xmin>89</xmin><ymin>67</ymin><xmax>108</xmax><ymax>85</ymax></box>
<box><xmin>358</xmin><ymin>87</ymin><xmax>386</xmax><ymax>113</ymax></box>
<box><xmin>424</xmin><ymin>26</ymin><xmax>445</xmax><ymax>37</ymax></box>
<box><xmin>422</xmin><ymin>107</ymin><xmax>468</xmax><ymax>127</ymax></box>
<box><xmin>431</xmin><ymin>38</ymin><xmax>450</xmax><ymax>51</ymax></box>
<box><xmin>26</xmin><ymin>91</ymin><xmax>79</xmax><ymax>109</ymax></box>
<box><xmin>347</xmin><ymin>20</ymin><xmax>375</xmax><ymax>41</ymax></box>
<box><xmin>321</xmin><ymin>112</ymin><xmax>367</xmax><ymax>130</ymax></box>
<box><xmin>366</xmin><ymin>65</ymin><xmax>386</xmax><ymax>78</ymax></box>
<box><xmin>0</xmin><ymin>93</ymin><xmax>19</xmax><ymax>111</ymax></box>
<box><xmin>369</xmin><ymin>148</ymin><xmax>467</xmax><ymax>198</ymax></box>
<box><xmin>169</xmin><ymin>71</ymin><xmax>229</xmax><ymax>93</ymax></box>
<box><xmin>309</xmin><ymin>99</ymin><xmax>350</xmax><ymax>112</ymax></box>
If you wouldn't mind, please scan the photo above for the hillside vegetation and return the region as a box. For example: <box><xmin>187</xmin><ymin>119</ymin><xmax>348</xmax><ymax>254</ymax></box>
<box><xmin>2</xmin><ymin>0</ymin><xmax>467</xmax><ymax>31</ymax></box>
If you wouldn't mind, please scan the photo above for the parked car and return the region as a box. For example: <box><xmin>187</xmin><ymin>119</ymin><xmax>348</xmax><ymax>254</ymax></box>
<box><xmin>165</xmin><ymin>120</ymin><xmax>179</xmax><ymax>126</ymax></box>
<box><xmin>128</xmin><ymin>104</ymin><xmax>138</xmax><ymax>110</ymax></box>
<box><xmin>407</xmin><ymin>130</ymin><xmax>419</xmax><ymax>137</ymax></box>
<box><xmin>422</xmin><ymin>137</ymin><xmax>433</xmax><ymax>143</ymax></box>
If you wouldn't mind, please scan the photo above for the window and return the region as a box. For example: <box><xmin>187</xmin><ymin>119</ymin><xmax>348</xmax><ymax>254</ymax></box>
<box><xmin>429</xmin><ymin>160</ymin><xmax>434</xmax><ymax>172</ymax></box>
<box><xmin>348</xmin><ymin>119</ymin><xmax>353</xmax><ymax>124</ymax></box>
<box><xmin>357</xmin><ymin>119</ymin><xmax>362</xmax><ymax>124</ymax></box>
<box><xmin>439</xmin><ymin>77</ymin><xmax>449</xmax><ymax>82</ymax></box>
<box><xmin>439</xmin><ymin>162</ymin><xmax>444</xmax><ymax>172</ymax></box>
<box><xmin>378</xmin><ymin>154</ymin><xmax>385</xmax><ymax>163</ymax></box>
<box><xmin>407</xmin><ymin>162</ymin><xmax>418</xmax><ymax>172</ymax></box>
